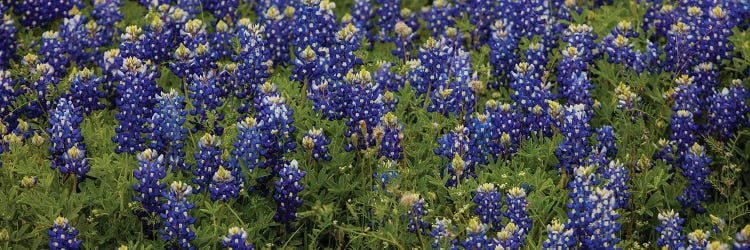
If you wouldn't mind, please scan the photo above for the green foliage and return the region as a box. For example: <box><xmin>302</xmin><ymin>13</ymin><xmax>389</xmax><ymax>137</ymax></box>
<box><xmin>0</xmin><ymin>0</ymin><xmax>748</xmax><ymax>249</ymax></box>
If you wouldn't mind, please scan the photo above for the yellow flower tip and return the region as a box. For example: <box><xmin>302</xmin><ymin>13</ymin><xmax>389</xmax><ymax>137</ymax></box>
<box><xmin>54</xmin><ymin>217</ymin><xmax>68</xmax><ymax>227</ymax></box>
<box><xmin>284</xmin><ymin>6</ymin><xmax>296</xmax><ymax>18</ymax></box>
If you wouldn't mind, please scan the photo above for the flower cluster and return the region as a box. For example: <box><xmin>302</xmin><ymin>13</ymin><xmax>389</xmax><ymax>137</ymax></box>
<box><xmin>47</xmin><ymin>98</ymin><xmax>89</xmax><ymax>181</ymax></box>
<box><xmin>222</xmin><ymin>227</ymin><xmax>253</xmax><ymax>250</ymax></box>
<box><xmin>678</xmin><ymin>143</ymin><xmax>712</xmax><ymax>213</ymax></box>
<box><xmin>429</xmin><ymin>218</ymin><xmax>458</xmax><ymax>249</ymax></box>
<box><xmin>0</xmin><ymin>12</ymin><xmax>17</xmax><ymax>67</ymax></box>
<box><xmin>48</xmin><ymin>217</ymin><xmax>82</xmax><ymax>250</ymax></box>
<box><xmin>706</xmin><ymin>80</ymin><xmax>749</xmax><ymax>140</ymax></box>
<box><xmin>192</xmin><ymin>133</ymin><xmax>223</xmax><ymax>194</ymax></box>
<box><xmin>132</xmin><ymin>149</ymin><xmax>167</xmax><ymax>233</ymax></box>
<box><xmin>302</xmin><ymin>128</ymin><xmax>332</xmax><ymax>162</ymax></box>
<box><xmin>209</xmin><ymin>164</ymin><xmax>243</xmax><ymax>202</ymax></box>
<box><xmin>113</xmin><ymin>57</ymin><xmax>161</xmax><ymax>154</ymax></box>
<box><xmin>160</xmin><ymin>181</ymin><xmax>196</xmax><ymax>250</ymax></box>
<box><xmin>435</xmin><ymin>125</ymin><xmax>474</xmax><ymax>187</ymax></box>
<box><xmin>150</xmin><ymin>90</ymin><xmax>188</xmax><ymax>172</ymax></box>
<box><xmin>67</xmin><ymin>68</ymin><xmax>105</xmax><ymax>115</ymax></box>
<box><xmin>400</xmin><ymin>192</ymin><xmax>428</xmax><ymax>234</ymax></box>
<box><xmin>472</xmin><ymin>183</ymin><xmax>503</xmax><ymax>231</ymax></box>
<box><xmin>274</xmin><ymin>160</ymin><xmax>306</xmax><ymax>227</ymax></box>
<box><xmin>656</xmin><ymin>210</ymin><xmax>686</xmax><ymax>250</ymax></box>
<box><xmin>555</xmin><ymin>104</ymin><xmax>592</xmax><ymax>176</ymax></box>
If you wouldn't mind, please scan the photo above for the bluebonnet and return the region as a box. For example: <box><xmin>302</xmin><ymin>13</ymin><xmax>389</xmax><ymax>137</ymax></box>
<box><xmin>472</xmin><ymin>183</ymin><xmax>503</xmax><ymax>231</ymax></box>
<box><xmin>256</xmin><ymin>95</ymin><xmax>297</xmax><ymax>190</ymax></box>
<box><xmin>504</xmin><ymin>187</ymin><xmax>532</xmax><ymax>241</ymax></box>
<box><xmin>488</xmin><ymin>20</ymin><xmax>519</xmax><ymax>88</ymax></box>
<box><xmin>0</xmin><ymin>70</ymin><xmax>20</xmax><ymax>127</ymax></box>
<box><xmin>706</xmin><ymin>80</ymin><xmax>749</xmax><ymax>140</ymax></box>
<box><xmin>316</xmin><ymin>0</ymin><xmax>339</xmax><ymax>48</ymax></box>
<box><xmin>232</xmin><ymin>117</ymin><xmax>264</xmax><ymax>178</ymax></box>
<box><xmin>524</xmin><ymin>42</ymin><xmax>549</xmax><ymax>78</ymax></box>
<box><xmin>566</xmin><ymin>166</ymin><xmax>600</xmax><ymax>243</ymax></box>
<box><xmin>375</xmin><ymin>0</ymin><xmax>401</xmax><ymax>42</ymax></box>
<box><xmin>302</xmin><ymin>128</ymin><xmax>332</xmax><ymax>162</ymax></box>
<box><xmin>209</xmin><ymin>164</ymin><xmax>243</xmax><ymax>202</ymax></box>
<box><xmin>493</xmin><ymin>222</ymin><xmax>526</xmax><ymax>249</ymax></box>
<box><xmin>142</xmin><ymin>17</ymin><xmax>174</xmax><ymax>63</ymax></box>
<box><xmin>177</xmin><ymin>0</ymin><xmax>202</xmax><ymax>16</ymax></box>
<box><xmin>291</xmin><ymin>0</ymin><xmax>325</xmax><ymax>63</ymax></box>
<box><xmin>435</xmin><ymin>125</ymin><xmax>475</xmax><ymax>187</ymax></box>
<box><xmin>556</xmin><ymin>104</ymin><xmax>593</xmax><ymax>176</ymax></box>
<box><xmin>429</xmin><ymin>218</ymin><xmax>458</xmax><ymax>250</ymax></box>
<box><xmin>671</xmin><ymin>74</ymin><xmax>701</xmax><ymax>117</ymax></box>
<box><xmin>557</xmin><ymin>47</ymin><xmax>588</xmax><ymax>103</ymax></box>
<box><xmin>400</xmin><ymin>192</ymin><xmax>428</xmax><ymax>234</ymax></box>
<box><xmin>235</xmin><ymin>21</ymin><xmax>270</xmax><ymax>113</ymax></box>
<box><xmin>0</xmin><ymin>13</ymin><xmax>17</xmax><ymax>68</ymax></box>
<box><xmin>690</xmin><ymin>62</ymin><xmax>719</xmax><ymax>102</ymax></box>
<box><xmin>291</xmin><ymin>45</ymin><xmax>324</xmax><ymax>95</ymax></box>
<box><xmin>48</xmin><ymin>98</ymin><xmax>89</xmax><ymax>181</ymax></box>
<box><xmin>428</xmin><ymin>54</ymin><xmax>477</xmax><ymax>118</ymax></box>
<box><xmin>217</xmin><ymin>63</ymin><xmax>239</xmax><ymax>100</ymax></box>
<box><xmin>374</xmin><ymin>61</ymin><xmax>403</xmax><ymax>92</ymax></box>
<box><xmin>222</xmin><ymin>227</ymin><xmax>253</xmax><ymax>249</ymax></box>
<box><xmin>343</xmin><ymin>70</ymin><xmax>384</xmax><ymax>152</ymax></box>
<box><xmin>601</xmin><ymin>160</ymin><xmax>630</xmax><ymax>209</ymax></box>
<box><xmin>119</xmin><ymin>25</ymin><xmax>146</xmax><ymax>60</ymax></box>
<box><xmin>113</xmin><ymin>57</ymin><xmax>161</xmax><ymax>154</ymax></box>
<box><xmin>422</xmin><ymin>0</ymin><xmax>456</xmax><ymax>37</ymax></box>
<box><xmin>581</xmin><ymin>187</ymin><xmax>621</xmax><ymax>248</ymax></box>
<box><xmin>274</xmin><ymin>160</ymin><xmax>305</xmax><ymax>226</ymax></box>
<box><xmin>376</xmin><ymin>112</ymin><xmax>403</xmax><ymax>161</ymax></box>
<box><xmin>413</xmin><ymin>37</ymin><xmax>450</xmax><ymax>96</ymax></box>
<box><xmin>101</xmin><ymin>49</ymin><xmax>123</xmax><ymax>106</ymax></box>
<box><xmin>601</xmin><ymin>34</ymin><xmax>642</xmax><ymax>73</ymax></box>
<box><xmin>664</xmin><ymin>21</ymin><xmax>697</xmax><ymax>74</ymax></box>
<box><xmin>464</xmin><ymin>0</ymin><xmax>497</xmax><ymax>48</ymax></box>
<box><xmin>150</xmin><ymin>90</ymin><xmax>188</xmax><ymax>172</ymax></box>
<box><xmin>678</xmin><ymin>143</ymin><xmax>712</xmax><ymax>213</ymax></box>
<box><xmin>193</xmin><ymin>133</ymin><xmax>223</xmax><ymax>194</ymax></box>
<box><xmin>168</xmin><ymin>44</ymin><xmax>195</xmax><ymax>78</ymax></box>
<box><xmin>614</xmin><ymin>82</ymin><xmax>642</xmax><ymax>122</ymax></box>
<box><xmin>14</xmin><ymin>0</ymin><xmax>83</xmax><ymax>28</ymax></box>
<box><xmin>670</xmin><ymin>110</ymin><xmax>697</xmax><ymax>163</ymax></box>
<box><xmin>48</xmin><ymin>217</ymin><xmax>82</xmax><ymax>250</ymax></box>
<box><xmin>160</xmin><ymin>181</ymin><xmax>196</xmax><ymax>250</ymax></box>
<box><xmin>590</xmin><ymin>126</ymin><xmax>617</xmax><ymax>167</ymax></box>
<box><xmin>656</xmin><ymin>210</ymin><xmax>686</xmax><ymax>250</ymax></box>
<box><xmin>687</xmin><ymin>229</ymin><xmax>709</xmax><ymax>249</ymax></box>
<box><xmin>467</xmin><ymin>113</ymin><xmax>493</xmax><ymax>165</ymax></box>
<box><xmin>211</xmin><ymin>21</ymin><xmax>234</xmax><ymax>59</ymax></box>
<box><xmin>392</xmin><ymin>21</ymin><xmax>415</xmax><ymax>62</ymax></box>
<box><xmin>188</xmin><ymin>71</ymin><xmax>225</xmax><ymax>135</ymax></box>
<box><xmin>513</xmin><ymin>0</ymin><xmax>550</xmax><ymax>39</ymax></box>
<box><xmin>542</xmin><ymin>219</ymin><xmax>576</xmax><ymax>249</ymax></box>
<box><xmin>562</xmin><ymin>24</ymin><xmax>598</xmax><ymax>64</ymax></box>
<box><xmin>697</xmin><ymin>6</ymin><xmax>734</xmax><ymax>64</ymax></box>
<box><xmin>262</xmin><ymin>6</ymin><xmax>293</xmax><ymax>65</ymax></box>
<box><xmin>204</xmin><ymin>0</ymin><xmax>239</xmax><ymax>23</ymax></box>
<box><xmin>351</xmin><ymin>0</ymin><xmax>374</xmax><ymax>46</ymax></box>
<box><xmin>485</xmin><ymin>101</ymin><xmax>521</xmax><ymax>161</ymax></box>
<box><xmin>91</xmin><ymin>0</ymin><xmax>123</xmax><ymax>49</ymax></box>
<box><xmin>510</xmin><ymin>62</ymin><xmax>555</xmax><ymax>138</ymax></box>
<box><xmin>735</xmin><ymin>225</ymin><xmax>750</xmax><ymax>250</ymax></box>
<box><xmin>59</xmin><ymin>7</ymin><xmax>89</xmax><ymax>65</ymax></box>
<box><xmin>132</xmin><ymin>149</ymin><xmax>167</xmax><ymax>233</ymax></box>
<box><xmin>12</xmin><ymin>119</ymin><xmax>35</xmax><ymax>140</ymax></box>
<box><xmin>330</xmin><ymin>23</ymin><xmax>362</xmax><ymax>82</ymax></box>
<box><xmin>39</xmin><ymin>31</ymin><xmax>70</xmax><ymax>78</ymax></box>
<box><xmin>67</xmin><ymin>68</ymin><xmax>105</xmax><ymax>115</ymax></box>
<box><xmin>463</xmin><ymin>217</ymin><xmax>491</xmax><ymax>250</ymax></box>
<box><xmin>371</xmin><ymin>159</ymin><xmax>399</xmax><ymax>192</ymax></box>
<box><xmin>397</xmin><ymin>8</ymin><xmax>420</xmax><ymax>40</ymax></box>
<box><xmin>25</xmin><ymin>62</ymin><xmax>60</xmax><ymax>119</ymax></box>
<box><xmin>20</xmin><ymin>175</ymin><xmax>38</xmax><ymax>189</ymax></box>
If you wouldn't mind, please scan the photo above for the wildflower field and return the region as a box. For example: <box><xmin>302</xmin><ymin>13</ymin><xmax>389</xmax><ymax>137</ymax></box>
<box><xmin>1</xmin><ymin>0</ymin><xmax>750</xmax><ymax>249</ymax></box>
